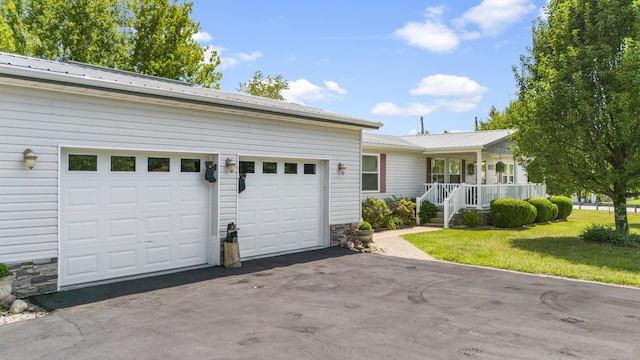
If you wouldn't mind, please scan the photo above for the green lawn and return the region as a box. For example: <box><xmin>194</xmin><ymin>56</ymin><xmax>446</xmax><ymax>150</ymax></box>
<box><xmin>403</xmin><ymin>210</ymin><xmax>640</xmax><ymax>287</ymax></box>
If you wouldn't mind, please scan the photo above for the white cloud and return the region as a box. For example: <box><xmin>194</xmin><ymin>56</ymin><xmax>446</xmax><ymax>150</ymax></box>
<box><xmin>436</xmin><ymin>96</ymin><xmax>483</xmax><ymax>112</ymax></box>
<box><xmin>192</xmin><ymin>31</ymin><xmax>213</xmax><ymax>43</ymax></box>
<box><xmin>371</xmin><ymin>102</ymin><xmax>439</xmax><ymax>117</ymax></box>
<box><xmin>407</xmin><ymin>129</ymin><xmax>420</xmax><ymax>135</ymax></box>
<box><xmin>372</xmin><ymin>74</ymin><xmax>487</xmax><ymax>117</ymax></box>
<box><xmin>212</xmin><ymin>46</ymin><xmax>263</xmax><ymax>70</ymax></box>
<box><xmin>455</xmin><ymin>0</ymin><xmax>537</xmax><ymax>36</ymax></box>
<box><xmin>394</xmin><ymin>6</ymin><xmax>459</xmax><ymax>53</ymax></box>
<box><xmin>395</xmin><ymin>1</ymin><xmax>537</xmax><ymax>52</ymax></box>
<box><xmin>410</xmin><ymin>74</ymin><xmax>488</xmax><ymax>97</ymax></box>
<box><xmin>282</xmin><ymin>79</ymin><xmax>348</xmax><ymax>104</ymax></box>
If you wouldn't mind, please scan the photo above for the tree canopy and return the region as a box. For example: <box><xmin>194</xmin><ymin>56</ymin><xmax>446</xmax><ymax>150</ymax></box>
<box><xmin>0</xmin><ymin>0</ymin><xmax>221</xmax><ymax>88</ymax></box>
<box><xmin>237</xmin><ymin>70</ymin><xmax>289</xmax><ymax>100</ymax></box>
<box><xmin>511</xmin><ymin>0</ymin><xmax>640</xmax><ymax>234</ymax></box>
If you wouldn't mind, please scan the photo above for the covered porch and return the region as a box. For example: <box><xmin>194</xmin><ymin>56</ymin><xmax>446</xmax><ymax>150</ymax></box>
<box><xmin>416</xmin><ymin>183</ymin><xmax>547</xmax><ymax>228</ymax></box>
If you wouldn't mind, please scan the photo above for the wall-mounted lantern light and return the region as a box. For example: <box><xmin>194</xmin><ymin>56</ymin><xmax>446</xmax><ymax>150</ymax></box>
<box><xmin>23</xmin><ymin>148</ymin><xmax>38</xmax><ymax>169</ymax></box>
<box><xmin>338</xmin><ymin>162</ymin><xmax>347</xmax><ymax>175</ymax></box>
<box><xmin>225</xmin><ymin>157</ymin><xmax>236</xmax><ymax>173</ymax></box>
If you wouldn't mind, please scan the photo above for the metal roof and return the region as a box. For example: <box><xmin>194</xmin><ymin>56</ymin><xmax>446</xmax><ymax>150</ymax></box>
<box><xmin>0</xmin><ymin>52</ymin><xmax>382</xmax><ymax>130</ymax></box>
<box><xmin>361</xmin><ymin>132</ymin><xmax>424</xmax><ymax>150</ymax></box>
<box><xmin>400</xmin><ymin>130</ymin><xmax>514</xmax><ymax>151</ymax></box>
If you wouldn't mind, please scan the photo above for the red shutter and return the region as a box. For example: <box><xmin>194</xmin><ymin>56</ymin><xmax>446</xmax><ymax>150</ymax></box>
<box><xmin>426</xmin><ymin>157</ymin><xmax>432</xmax><ymax>183</ymax></box>
<box><xmin>461</xmin><ymin>160</ymin><xmax>466</xmax><ymax>183</ymax></box>
<box><xmin>380</xmin><ymin>154</ymin><xmax>386</xmax><ymax>193</ymax></box>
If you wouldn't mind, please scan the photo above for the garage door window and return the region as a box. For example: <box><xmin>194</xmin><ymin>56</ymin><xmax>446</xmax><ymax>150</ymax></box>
<box><xmin>285</xmin><ymin>163</ymin><xmax>297</xmax><ymax>174</ymax></box>
<box><xmin>263</xmin><ymin>162</ymin><xmax>277</xmax><ymax>174</ymax></box>
<box><xmin>69</xmin><ymin>154</ymin><xmax>97</xmax><ymax>171</ymax></box>
<box><xmin>148</xmin><ymin>157</ymin><xmax>170</xmax><ymax>172</ymax></box>
<box><xmin>239</xmin><ymin>161</ymin><xmax>255</xmax><ymax>174</ymax></box>
<box><xmin>111</xmin><ymin>156</ymin><xmax>136</xmax><ymax>172</ymax></box>
<box><xmin>304</xmin><ymin>164</ymin><xmax>316</xmax><ymax>174</ymax></box>
<box><xmin>181</xmin><ymin>158</ymin><xmax>201</xmax><ymax>173</ymax></box>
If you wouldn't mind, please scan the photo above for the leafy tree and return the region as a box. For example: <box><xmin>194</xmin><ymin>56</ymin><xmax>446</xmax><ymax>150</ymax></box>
<box><xmin>511</xmin><ymin>0</ymin><xmax>640</xmax><ymax>234</ymax></box>
<box><xmin>238</xmin><ymin>70</ymin><xmax>289</xmax><ymax>100</ymax></box>
<box><xmin>476</xmin><ymin>102</ymin><xmax>526</xmax><ymax>131</ymax></box>
<box><xmin>0</xmin><ymin>0</ymin><xmax>221</xmax><ymax>88</ymax></box>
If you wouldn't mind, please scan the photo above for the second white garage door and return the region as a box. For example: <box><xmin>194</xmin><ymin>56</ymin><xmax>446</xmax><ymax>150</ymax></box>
<box><xmin>238</xmin><ymin>157</ymin><xmax>324</xmax><ymax>258</ymax></box>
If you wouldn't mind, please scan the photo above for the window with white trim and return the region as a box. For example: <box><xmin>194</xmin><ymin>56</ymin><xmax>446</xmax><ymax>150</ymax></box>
<box><xmin>362</xmin><ymin>155</ymin><xmax>379</xmax><ymax>191</ymax></box>
<box><xmin>502</xmin><ymin>164</ymin><xmax>515</xmax><ymax>184</ymax></box>
<box><xmin>449</xmin><ymin>160</ymin><xmax>461</xmax><ymax>183</ymax></box>
<box><xmin>432</xmin><ymin>159</ymin><xmax>445</xmax><ymax>183</ymax></box>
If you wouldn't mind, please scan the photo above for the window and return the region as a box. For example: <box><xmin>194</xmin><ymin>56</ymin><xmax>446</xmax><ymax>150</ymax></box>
<box><xmin>448</xmin><ymin>160</ymin><xmax>461</xmax><ymax>184</ymax></box>
<box><xmin>304</xmin><ymin>163</ymin><xmax>316</xmax><ymax>174</ymax></box>
<box><xmin>148</xmin><ymin>157</ymin><xmax>170</xmax><ymax>172</ymax></box>
<box><xmin>239</xmin><ymin>161</ymin><xmax>255</xmax><ymax>174</ymax></box>
<box><xmin>284</xmin><ymin>163</ymin><xmax>297</xmax><ymax>174</ymax></box>
<box><xmin>502</xmin><ymin>164</ymin><xmax>515</xmax><ymax>184</ymax></box>
<box><xmin>263</xmin><ymin>162</ymin><xmax>277</xmax><ymax>174</ymax></box>
<box><xmin>181</xmin><ymin>158</ymin><xmax>201</xmax><ymax>173</ymax></box>
<box><xmin>362</xmin><ymin>155</ymin><xmax>379</xmax><ymax>191</ymax></box>
<box><xmin>69</xmin><ymin>154</ymin><xmax>97</xmax><ymax>171</ymax></box>
<box><xmin>111</xmin><ymin>156</ymin><xmax>136</xmax><ymax>172</ymax></box>
<box><xmin>432</xmin><ymin>159</ymin><xmax>445</xmax><ymax>183</ymax></box>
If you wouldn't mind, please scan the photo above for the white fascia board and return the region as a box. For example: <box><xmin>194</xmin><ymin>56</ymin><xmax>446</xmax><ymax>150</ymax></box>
<box><xmin>0</xmin><ymin>65</ymin><xmax>383</xmax><ymax>130</ymax></box>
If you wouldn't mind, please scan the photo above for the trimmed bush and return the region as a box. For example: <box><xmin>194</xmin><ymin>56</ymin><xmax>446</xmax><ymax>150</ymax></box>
<box><xmin>385</xmin><ymin>196</ymin><xmax>416</xmax><ymax>226</ymax></box>
<box><xmin>0</xmin><ymin>263</ymin><xmax>11</xmax><ymax>277</ymax></box>
<box><xmin>527</xmin><ymin>198</ymin><xmax>558</xmax><ymax>223</ymax></box>
<box><xmin>357</xmin><ymin>221</ymin><xmax>372</xmax><ymax>231</ymax></box>
<box><xmin>580</xmin><ymin>225</ymin><xmax>640</xmax><ymax>246</ymax></box>
<box><xmin>549</xmin><ymin>195</ymin><xmax>573</xmax><ymax>219</ymax></box>
<box><xmin>419</xmin><ymin>200</ymin><xmax>438</xmax><ymax>224</ymax></box>
<box><xmin>463</xmin><ymin>210</ymin><xmax>481</xmax><ymax>227</ymax></box>
<box><xmin>362</xmin><ymin>197</ymin><xmax>391</xmax><ymax>229</ymax></box>
<box><xmin>490</xmin><ymin>198</ymin><xmax>537</xmax><ymax>228</ymax></box>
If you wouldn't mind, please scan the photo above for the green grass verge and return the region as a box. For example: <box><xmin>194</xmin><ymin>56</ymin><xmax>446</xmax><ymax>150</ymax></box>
<box><xmin>403</xmin><ymin>210</ymin><xmax>640</xmax><ymax>287</ymax></box>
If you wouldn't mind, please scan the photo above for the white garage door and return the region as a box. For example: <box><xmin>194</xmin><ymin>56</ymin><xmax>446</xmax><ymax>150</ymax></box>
<box><xmin>238</xmin><ymin>157</ymin><xmax>324</xmax><ymax>258</ymax></box>
<box><xmin>60</xmin><ymin>149</ymin><xmax>210</xmax><ymax>286</ymax></box>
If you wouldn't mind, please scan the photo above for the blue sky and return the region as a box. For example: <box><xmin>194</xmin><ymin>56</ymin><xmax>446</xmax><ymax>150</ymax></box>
<box><xmin>190</xmin><ymin>0</ymin><xmax>547</xmax><ymax>135</ymax></box>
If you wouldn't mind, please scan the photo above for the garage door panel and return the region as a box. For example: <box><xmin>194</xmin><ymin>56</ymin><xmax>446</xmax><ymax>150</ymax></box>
<box><xmin>66</xmin><ymin>220</ymin><xmax>99</xmax><ymax>243</ymax></box>
<box><xmin>61</xmin><ymin>149</ymin><xmax>209</xmax><ymax>286</ymax></box>
<box><xmin>108</xmin><ymin>250</ymin><xmax>137</xmax><ymax>271</ymax></box>
<box><xmin>67</xmin><ymin>187</ymin><xmax>100</xmax><ymax>208</ymax></box>
<box><xmin>109</xmin><ymin>187</ymin><xmax>138</xmax><ymax>206</ymax></box>
<box><xmin>146</xmin><ymin>186</ymin><xmax>172</xmax><ymax>204</ymax></box>
<box><xmin>65</xmin><ymin>253</ymin><xmax>99</xmax><ymax>279</ymax></box>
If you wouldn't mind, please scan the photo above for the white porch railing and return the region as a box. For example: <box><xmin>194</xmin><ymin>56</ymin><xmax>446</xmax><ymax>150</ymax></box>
<box><xmin>416</xmin><ymin>183</ymin><xmax>547</xmax><ymax>227</ymax></box>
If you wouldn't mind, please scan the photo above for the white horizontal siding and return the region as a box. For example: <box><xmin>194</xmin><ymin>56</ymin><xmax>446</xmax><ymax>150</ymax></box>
<box><xmin>362</xmin><ymin>148</ymin><xmax>426</xmax><ymax>200</ymax></box>
<box><xmin>0</xmin><ymin>85</ymin><xmax>362</xmax><ymax>263</ymax></box>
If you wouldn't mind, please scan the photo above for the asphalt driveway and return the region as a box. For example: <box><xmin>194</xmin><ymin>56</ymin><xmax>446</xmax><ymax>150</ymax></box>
<box><xmin>1</xmin><ymin>248</ymin><xmax>639</xmax><ymax>359</ymax></box>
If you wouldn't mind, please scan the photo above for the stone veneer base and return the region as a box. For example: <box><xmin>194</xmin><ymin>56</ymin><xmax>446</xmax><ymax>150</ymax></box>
<box><xmin>330</xmin><ymin>222</ymin><xmax>359</xmax><ymax>246</ymax></box>
<box><xmin>5</xmin><ymin>258</ymin><xmax>58</xmax><ymax>298</ymax></box>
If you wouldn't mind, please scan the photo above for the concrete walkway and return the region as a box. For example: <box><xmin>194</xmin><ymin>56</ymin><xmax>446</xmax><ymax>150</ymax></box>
<box><xmin>373</xmin><ymin>226</ymin><xmax>441</xmax><ymax>260</ymax></box>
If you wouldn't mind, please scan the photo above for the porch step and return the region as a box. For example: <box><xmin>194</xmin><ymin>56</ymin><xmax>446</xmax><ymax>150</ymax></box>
<box><xmin>427</xmin><ymin>211</ymin><xmax>445</xmax><ymax>227</ymax></box>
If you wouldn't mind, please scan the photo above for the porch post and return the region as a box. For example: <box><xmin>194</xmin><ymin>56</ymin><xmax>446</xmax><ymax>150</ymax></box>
<box><xmin>476</xmin><ymin>151</ymin><xmax>482</xmax><ymax>209</ymax></box>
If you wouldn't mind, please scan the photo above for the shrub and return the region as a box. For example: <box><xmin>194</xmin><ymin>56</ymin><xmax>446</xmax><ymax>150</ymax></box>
<box><xmin>527</xmin><ymin>198</ymin><xmax>558</xmax><ymax>223</ymax></box>
<box><xmin>549</xmin><ymin>196</ymin><xmax>573</xmax><ymax>219</ymax></box>
<box><xmin>490</xmin><ymin>198</ymin><xmax>537</xmax><ymax>228</ymax></box>
<box><xmin>385</xmin><ymin>196</ymin><xmax>416</xmax><ymax>226</ymax></box>
<box><xmin>384</xmin><ymin>215</ymin><xmax>403</xmax><ymax>230</ymax></box>
<box><xmin>0</xmin><ymin>263</ymin><xmax>11</xmax><ymax>278</ymax></box>
<box><xmin>419</xmin><ymin>200</ymin><xmax>438</xmax><ymax>224</ymax></box>
<box><xmin>362</xmin><ymin>197</ymin><xmax>391</xmax><ymax>229</ymax></box>
<box><xmin>463</xmin><ymin>210</ymin><xmax>481</xmax><ymax>227</ymax></box>
<box><xmin>357</xmin><ymin>221</ymin><xmax>372</xmax><ymax>231</ymax></box>
<box><xmin>580</xmin><ymin>225</ymin><xmax>640</xmax><ymax>246</ymax></box>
